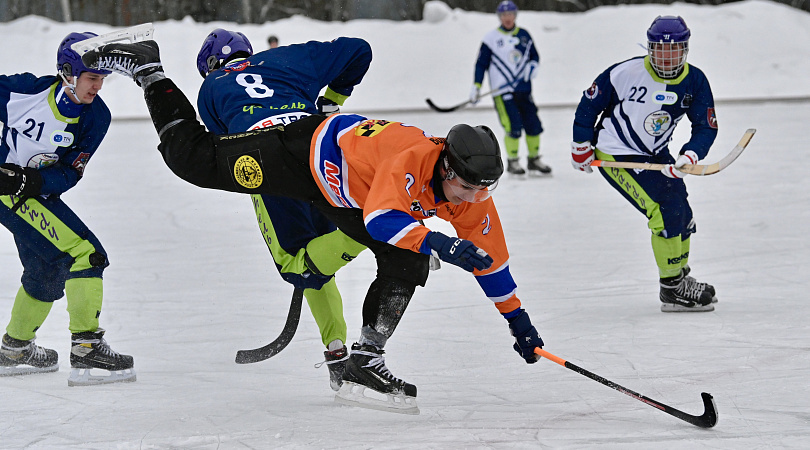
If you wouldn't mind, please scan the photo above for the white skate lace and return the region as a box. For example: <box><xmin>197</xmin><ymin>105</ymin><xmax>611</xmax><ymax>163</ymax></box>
<box><xmin>683</xmin><ymin>275</ymin><xmax>709</xmax><ymax>293</ymax></box>
<box><xmin>675</xmin><ymin>279</ymin><xmax>704</xmax><ymax>301</ymax></box>
<box><xmin>73</xmin><ymin>336</ymin><xmax>121</xmax><ymax>357</ymax></box>
<box><xmin>357</xmin><ymin>350</ymin><xmax>400</xmax><ymax>382</ymax></box>
<box><xmin>96</xmin><ymin>56</ymin><xmax>138</xmax><ymax>76</ymax></box>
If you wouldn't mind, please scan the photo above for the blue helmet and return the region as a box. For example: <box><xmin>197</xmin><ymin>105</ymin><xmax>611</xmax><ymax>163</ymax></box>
<box><xmin>496</xmin><ymin>1</ymin><xmax>518</xmax><ymax>15</ymax></box>
<box><xmin>57</xmin><ymin>32</ymin><xmax>112</xmax><ymax>79</ymax></box>
<box><xmin>646</xmin><ymin>16</ymin><xmax>690</xmax><ymax>79</ymax></box>
<box><xmin>196</xmin><ymin>28</ymin><xmax>253</xmax><ymax>78</ymax></box>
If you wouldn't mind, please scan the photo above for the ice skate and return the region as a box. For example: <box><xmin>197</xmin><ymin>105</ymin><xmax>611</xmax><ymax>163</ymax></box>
<box><xmin>660</xmin><ymin>272</ymin><xmax>715</xmax><ymax>312</ymax></box>
<box><xmin>506</xmin><ymin>158</ymin><xmax>526</xmax><ymax>176</ymax></box>
<box><xmin>80</xmin><ymin>40</ymin><xmax>162</xmax><ymax>86</ymax></box>
<box><xmin>68</xmin><ymin>328</ymin><xmax>136</xmax><ymax>386</ymax></box>
<box><xmin>527</xmin><ymin>155</ymin><xmax>552</xmax><ymax>175</ymax></box>
<box><xmin>0</xmin><ymin>334</ymin><xmax>59</xmax><ymax>376</ymax></box>
<box><xmin>315</xmin><ymin>343</ymin><xmax>349</xmax><ymax>392</ymax></box>
<box><xmin>335</xmin><ymin>343</ymin><xmax>418</xmax><ymax>415</ymax></box>
<box><xmin>682</xmin><ymin>266</ymin><xmax>717</xmax><ymax>303</ymax></box>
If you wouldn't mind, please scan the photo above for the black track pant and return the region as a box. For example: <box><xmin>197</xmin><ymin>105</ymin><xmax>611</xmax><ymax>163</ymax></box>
<box><xmin>144</xmin><ymin>78</ymin><xmax>429</xmax><ymax>339</ymax></box>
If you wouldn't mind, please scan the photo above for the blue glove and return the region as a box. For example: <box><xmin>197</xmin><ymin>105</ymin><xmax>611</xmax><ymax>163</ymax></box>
<box><xmin>507</xmin><ymin>309</ymin><xmax>544</xmax><ymax>364</ymax></box>
<box><xmin>425</xmin><ymin>231</ymin><xmax>493</xmax><ymax>272</ymax></box>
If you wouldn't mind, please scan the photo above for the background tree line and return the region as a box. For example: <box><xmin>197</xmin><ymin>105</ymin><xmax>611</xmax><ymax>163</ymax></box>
<box><xmin>1</xmin><ymin>0</ymin><xmax>807</xmax><ymax>24</ymax></box>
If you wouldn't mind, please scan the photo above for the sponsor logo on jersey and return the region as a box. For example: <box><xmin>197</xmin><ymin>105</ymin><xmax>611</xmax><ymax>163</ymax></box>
<box><xmin>707</xmin><ymin>107</ymin><xmax>718</xmax><ymax>129</ymax></box>
<box><xmin>652</xmin><ymin>91</ymin><xmax>678</xmax><ymax>105</ymax></box>
<box><xmin>355</xmin><ymin>119</ymin><xmax>392</xmax><ymax>138</ymax></box>
<box><xmin>27</xmin><ymin>153</ymin><xmax>59</xmax><ymax>169</ymax></box>
<box><xmin>584</xmin><ymin>82</ymin><xmax>599</xmax><ymax>100</ymax></box>
<box><xmin>322</xmin><ymin>160</ymin><xmax>350</xmax><ymax>207</ymax></box>
<box><xmin>224</xmin><ymin>61</ymin><xmax>252</xmax><ymax>73</ymax></box>
<box><xmin>72</xmin><ymin>152</ymin><xmax>91</xmax><ymax>175</ymax></box>
<box><xmin>50</xmin><ymin>130</ymin><xmax>74</xmax><ymax>147</ymax></box>
<box><xmin>249</xmin><ymin>112</ymin><xmax>310</xmax><ymax>130</ymax></box>
<box><xmin>643</xmin><ymin>111</ymin><xmax>672</xmax><ymax>136</ymax></box>
<box><xmin>233</xmin><ymin>155</ymin><xmax>263</xmax><ymax>189</ymax></box>
<box><xmin>410</xmin><ymin>200</ymin><xmax>436</xmax><ymax>217</ymax></box>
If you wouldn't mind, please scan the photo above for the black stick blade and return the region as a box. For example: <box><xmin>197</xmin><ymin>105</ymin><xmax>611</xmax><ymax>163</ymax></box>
<box><xmin>425</xmin><ymin>98</ymin><xmax>466</xmax><ymax>113</ymax></box>
<box><xmin>697</xmin><ymin>392</ymin><xmax>719</xmax><ymax>428</ymax></box>
<box><xmin>234</xmin><ymin>288</ymin><xmax>304</xmax><ymax>364</ymax></box>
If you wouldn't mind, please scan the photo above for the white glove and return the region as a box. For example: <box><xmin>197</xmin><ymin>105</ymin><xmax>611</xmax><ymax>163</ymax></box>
<box><xmin>469</xmin><ymin>84</ymin><xmax>480</xmax><ymax>105</ymax></box>
<box><xmin>571</xmin><ymin>141</ymin><xmax>594</xmax><ymax>173</ymax></box>
<box><xmin>661</xmin><ymin>150</ymin><xmax>699</xmax><ymax>178</ymax></box>
<box><xmin>522</xmin><ymin>60</ymin><xmax>539</xmax><ymax>82</ymax></box>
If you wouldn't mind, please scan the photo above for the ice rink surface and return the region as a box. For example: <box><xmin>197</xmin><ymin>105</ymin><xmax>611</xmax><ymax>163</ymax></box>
<box><xmin>1</xmin><ymin>1</ymin><xmax>809</xmax><ymax>448</ymax></box>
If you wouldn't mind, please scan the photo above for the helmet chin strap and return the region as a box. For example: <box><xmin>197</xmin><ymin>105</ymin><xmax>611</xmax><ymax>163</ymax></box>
<box><xmin>59</xmin><ymin>71</ymin><xmax>78</xmax><ymax>99</ymax></box>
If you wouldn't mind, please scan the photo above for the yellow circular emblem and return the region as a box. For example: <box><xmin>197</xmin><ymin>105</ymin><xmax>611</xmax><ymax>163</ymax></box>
<box><xmin>233</xmin><ymin>155</ymin><xmax>263</xmax><ymax>189</ymax></box>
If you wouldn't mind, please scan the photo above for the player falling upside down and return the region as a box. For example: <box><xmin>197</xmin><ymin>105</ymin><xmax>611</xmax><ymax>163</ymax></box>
<box><xmin>81</xmin><ymin>38</ymin><xmax>546</xmax><ymax>414</ymax></box>
<box><xmin>194</xmin><ymin>28</ymin><xmax>372</xmax><ymax>391</ymax></box>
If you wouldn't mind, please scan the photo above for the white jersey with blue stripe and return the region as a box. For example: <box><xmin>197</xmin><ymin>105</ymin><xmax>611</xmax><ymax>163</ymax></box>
<box><xmin>474</xmin><ymin>27</ymin><xmax>538</xmax><ymax>95</ymax></box>
<box><xmin>573</xmin><ymin>56</ymin><xmax>717</xmax><ymax>159</ymax></box>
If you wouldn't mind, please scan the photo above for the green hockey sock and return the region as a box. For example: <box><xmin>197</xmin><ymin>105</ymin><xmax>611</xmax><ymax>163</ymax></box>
<box><xmin>504</xmin><ymin>136</ymin><xmax>520</xmax><ymax>159</ymax></box>
<box><xmin>305</xmin><ymin>230</ymin><xmax>365</xmax><ymax>276</ymax></box>
<box><xmin>303</xmin><ymin>278</ymin><xmax>347</xmax><ymax>347</ymax></box>
<box><xmin>5</xmin><ymin>287</ymin><xmax>53</xmax><ymax>341</ymax></box>
<box><xmin>651</xmin><ymin>234</ymin><xmax>687</xmax><ymax>278</ymax></box>
<box><xmin>65</xmin><ymin>277</ymin><xmax>103</xmax><ymax>334</ymax></box>
<box><xmin>526</xmin><ymin>134</ymin><xmax>540</xmax><ymax>158</ymax></box>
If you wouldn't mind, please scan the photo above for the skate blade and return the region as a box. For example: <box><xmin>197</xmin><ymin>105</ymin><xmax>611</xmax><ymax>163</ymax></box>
<box><xmin>660</xmin><ymin>303</ymin><xmax>715</xmax><ymax>313</ymax></box>
<box><xmin>335</xmin><ymin>381</ymin><xmax>419</xmax><ymax>415</ymax></box>
<box><xmin>0</xmin><ymin>363</ymin><xmax>58</xmax><ymax>377</ymax></box>
<box><xmin>68</xmin><ymin>367</ymin><xmax>137</xmax><ymax>386</ymax></box>
<box><xmin>70</xmin><ymin>23</ymin><xmax>155</xmax><ymax>55</ymax></box>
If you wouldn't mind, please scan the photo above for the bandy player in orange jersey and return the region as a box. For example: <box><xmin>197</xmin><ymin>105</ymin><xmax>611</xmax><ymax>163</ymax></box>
<box><xmin>81</xmin><ymin>39</ymin><xmax>546</xmax><ymax>415</ymax></box>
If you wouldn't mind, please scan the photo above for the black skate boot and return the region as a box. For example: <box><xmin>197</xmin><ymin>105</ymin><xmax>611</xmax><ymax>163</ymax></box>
<box><xmin>319</xmin><ymin>344</ymin><xmax>349</xmax><ymax>392</ymax></box>
<box><xmin>335</xmin><ymin>343</ymin><xmax>418</xmax><ymax>414</ymax></box>
<box><xmin>0</xmin><ymin>334</ymin><xmax>58</xmax><ymax>376</ymax></box>
<box><xmin>682</xmin><ymin>266</ymin><xmax>717</xmax><ymax>303</ymax></box>
<box><xmin>660</xmin><ymin>273</ymin><xmax>715</xmax><ymax>312</ymax></box>
<box><xmin>527</xmin><ymin>155</ymin><xmax>552</xmax><ymax>175</ymax></box>
<box><xmin>81</xmin><ymin>40</ymin><xmax>163</xmax><ymax>86</ymax></box>
<box><xmin>507</xmin><ymin>158</ymin><xmax>526</xmax><ymax>175</ymax></box>
<box><xmin>69</xmin><ymin>328</ymin><xmax>136</xmax><ymax>386</ymax></box>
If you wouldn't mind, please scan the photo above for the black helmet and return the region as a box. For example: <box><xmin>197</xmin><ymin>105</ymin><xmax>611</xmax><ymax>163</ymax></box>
<box><xmin>444</xmin><ymin>124</ymin><xmax>503</xmax><ymax>186</ymax></box>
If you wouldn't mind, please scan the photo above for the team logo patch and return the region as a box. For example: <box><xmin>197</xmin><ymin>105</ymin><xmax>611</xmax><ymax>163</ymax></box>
<box><xmin>584</xmin><ymin>82</ymin><xmax>599</xmax><ymax>100</ymax></box>
<box><xmin>652</xmin><ymin>91</ymin><xmax>678</xmax><ymax>105</ymax></box>
<box><xmin>50</xmin><ymin>130</ymin><xmax>74</xmax><ymax>147</ymax></box>
<box><xmin>707</xmin><ymin>107</ymin><xmax>718</xmax><ymax>129</ymax></box>
<box><xmin>644</xmin><ymin>111</ymin><xmax>672</xmax><ymax>136</ymax></box>
<box><xmin>233</xmin><ymin>155</ymin><xmax>263</xmax><ymax>189</ymax></box>
<box><xmin>72</xmin><ymin>152</ymin><xmax>91</xmax><ymax>175</ymax></box>
<box><xmin>355</xmin><ymin>119</ymin><xmax>393</xmax><ymax>137</ymax></box>
<box><xmin>27</xmin><ymin>153</ymin><xmax>59</xmax><ymax>169</ymax></box>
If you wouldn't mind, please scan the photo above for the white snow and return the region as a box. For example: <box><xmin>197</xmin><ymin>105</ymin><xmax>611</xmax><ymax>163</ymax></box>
<box><xmin>1</xmin><ymin>1</ymin><xmax>809</xmax><ymax>448</ymax></box>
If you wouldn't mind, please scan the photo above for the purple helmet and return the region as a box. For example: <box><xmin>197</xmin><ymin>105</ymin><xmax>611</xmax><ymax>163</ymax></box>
<box><xmin>196</xmin><ymin>28</ymin><xmax>253</xmax><ymax>78</ymax></box>
<box><xmin>496</xmin><ymin>0</ymin><xmax>518</xmax><ymax>15</ymax></box>
<box><xmin>57</xmin><ymin>32</ymin><xmax>112</xmax><ymax>79</ymax></box>
<box><xmin>647</xmin><ymin>16</ymin><xmax>690</xmax><ymax>79</ymax></box>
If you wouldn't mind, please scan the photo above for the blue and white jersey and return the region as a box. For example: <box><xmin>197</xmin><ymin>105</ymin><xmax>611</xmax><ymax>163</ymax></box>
<box><xmin>473</xmin><ymin>26</ymin><xmax>538</xmax><ymax>95</ymax></box>
<box><xmin>197</xmin><ymin>37</ymin><xmax>371</xmax><ymax>134</ymax></box>
<box><xmin>0</xmin><ymin>73</ymin><xmax>110</xmax><ymax>195</ymax></box>
<box><xmin>573</xmin><ymin>56</ymin><xmax>717</xmax><ymax>159</ymax></box>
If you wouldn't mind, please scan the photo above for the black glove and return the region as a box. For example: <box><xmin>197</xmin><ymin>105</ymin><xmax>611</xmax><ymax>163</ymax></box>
<box><xmin>316</xmin><ymin>96</ymin><xmax>340</xmax><ymax>115</ymax></box>
<box><xmin>425</xmin><ymin>231</ymin><xmax>493</xmax><ymax>272</ymax></box>
<box><xmin>507</xmin><ymin>309</ymin><xmax>544</xmax><ymax>364</ymax></box>
<box><xmin>0</xmin><ymin>164</ymin><xmax>42</xmax><ymax>196</ymax></box>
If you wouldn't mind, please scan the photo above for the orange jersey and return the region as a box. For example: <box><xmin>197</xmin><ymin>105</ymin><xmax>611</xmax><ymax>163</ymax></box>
<box><xmin>310</xmin><ymin>114</ymin><xmax>521</xmax><ymax>314</ymax></box>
